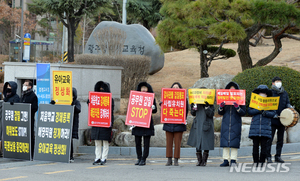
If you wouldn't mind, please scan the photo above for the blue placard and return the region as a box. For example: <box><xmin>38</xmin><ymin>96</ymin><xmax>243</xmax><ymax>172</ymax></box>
<box><xmin>36</xmin><ymin>63</ymin><xmax>51</xmax><ymax>104</ymax></box>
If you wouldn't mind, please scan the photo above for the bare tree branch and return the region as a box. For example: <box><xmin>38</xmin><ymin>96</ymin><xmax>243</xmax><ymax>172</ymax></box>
<box><xmin>280</xmin><ymin>33</ymin><xmax>300</xmax><ymax>40</ymax></box>
<box><xmin>207</xmin><ymin>40</ymin><xmax>225</xmax><ymax>67</ymax></box>
<box><xmin>209</xmin><ymin>12</ymin><xmax>223</xmax><ymax>22</ymax></box>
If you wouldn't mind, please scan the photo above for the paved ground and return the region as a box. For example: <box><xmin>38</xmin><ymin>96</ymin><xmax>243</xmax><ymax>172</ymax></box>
<box><xmin>1</xmin><ymin>152</ymin><xmax>300</xmax><ymax>181</ymax></box>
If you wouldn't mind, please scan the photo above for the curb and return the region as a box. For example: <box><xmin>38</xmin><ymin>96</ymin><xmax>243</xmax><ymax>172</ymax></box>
<box><xmin>78</xmin><ymin>142</ymin><xmax>300</xmax><ymax>158</ymax></box>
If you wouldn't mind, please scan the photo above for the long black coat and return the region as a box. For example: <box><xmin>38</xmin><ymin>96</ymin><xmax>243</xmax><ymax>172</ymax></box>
<box><xmin>218</xmin><ymin>82</ymin><xmax>246</xmax><ymax>148</ymax></box>
<box><xmin>91</xmin><ymin>81</ymin><xmax>114</xmax><ymax>141</ymax></box>
<box><xmin>271</xmin><ymin>86</ymin><xmax>291</xmax><ymax>126</ymax></box>
<box><xmin>21</xmin><ymin>89</ymin><xmax>38</xmax><ymax>131</ymax></box>
<box><xmin>132</xmin><ymin>82</ymin><xmax>157</xmax><ymax>136</ymax></box>
<box><xmin>72</xmin><ymin>88</ymin><xmax>81</xmax><ymax>139</ymax></box>
<box><xmin>187</xmin><ymin>104</ymin><xmax>215</xmax><ymax>150</ymax></box>
<box><xmin>3</xmin><ymin>81</ymin><xmax>20</xmax><ymax>103</ymax></box>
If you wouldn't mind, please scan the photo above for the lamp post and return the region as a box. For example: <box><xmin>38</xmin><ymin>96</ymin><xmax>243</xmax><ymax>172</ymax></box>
<box><xmin>122</xmin><ymin>0</ymin><xmax>127</xmax><ymax>24</ymax></box>
<box><xmin>19</xmin><ymin>0</ymin><xmax>24</xmax><ymax>62</ymax></box>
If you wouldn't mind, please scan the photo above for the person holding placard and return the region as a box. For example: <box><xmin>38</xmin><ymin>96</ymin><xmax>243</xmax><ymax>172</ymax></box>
<box><xmin>21</xmin><ymin>80</ymin><xmax>38</xmax><ymax>160</ymax></box>
<box><xmin>187</xmin><ymin>87</ymin><xmax>215</xmax><ymax>166</ymax></box>
<box><xmin>90</xmin><ymin>81</ymin><xmax>114</xmax><ymax>165</ymax></box>
<box><xmin>248</xmin><ymin>85</ymin><xmax>276</xmax><ymax>167</ymax></box>
<box><xmin>218</xmin><ymin>82</ymin><xmax>246</xmax><ymax>167</ymax></box>
<box><xmin>70</xmin><ymin>87</ymin><xmax>81</xmax><ymax>162</ymax></box>
<box><xmin>162</xmin><ymin>82</ymin><xmax>188</xmax><ymax>166</ymax></box>
<box><xmin>266</xmin><ymin>77</ymin><xmax>293</xmax><ymax>163</ymax></box>
<box><xmin>132</xmin><ymin>82</ymin><xmax>157</xmax><ymax>166</ymax></box>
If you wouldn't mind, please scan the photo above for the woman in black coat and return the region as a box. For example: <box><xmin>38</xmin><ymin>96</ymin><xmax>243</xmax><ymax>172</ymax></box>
<box><xmin>162</xmin><ymin>82</ymin><xmax>188</xmax><ymax>166</ymax></box>
<box><xmin>218</xmin><ymin>82</ymin><xmax>246</xmax><ymax>167</ymax></box>
<box><xmin>3</xmin><ymin>81</ymin><xmax>20</xmax><ymax>103</ymax></box>
<box><xmin>70</xmin><ymin>87</ymin><xmax>81</xmax><ymax>162</ymax></box>
<box><xmin>248</xmin><ymin>85</ymin><xmax>276</xmax><ymax>167</ymax></box>
<box><xmin>90</xmin><ymin>81</ymin><xmax>114</xmax><ymax>165</ymax></box>
<box><xmin>132</xmin><ymin>82</ymin><xmax>157</xmax><ymax>166</ymax></box>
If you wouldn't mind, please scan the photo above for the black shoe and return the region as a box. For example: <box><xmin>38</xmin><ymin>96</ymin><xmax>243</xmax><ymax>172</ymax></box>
<box><xmin>220</xmin><ymin>160</ymin><xmax>229</xmax><ymax>167</ymax></box>
<box><xmin>139</xmin><ymin>160</ymin><xmax>146</xmax><ymax>166</ymax></box>
<box><xmin>100</xmin><ymin>159</ymin><xmax>106</xmax><ymax>165</ymax></box>
<box><xmin>266</xmin><ymin>157</ymin><xmax>273</xmax><ymax>163</ymax></box>
<box><xmin>275</xmin><ymin>156</ymin><xmax>284</xmax><ymax>163</ymax></box>
<box><xmin>230</xmin><ymin>160</ymin><xmax>237</xmax><ymax>167</ymax></box>
<box><xmin>93</xmin><ymin>159</ymin><xmax>101</xmax><ymax>165</ymax></box>
<box><xmin>135</xmin><ymin>159</ymin><xmax>141</xmax><ymax>165</ymax></box>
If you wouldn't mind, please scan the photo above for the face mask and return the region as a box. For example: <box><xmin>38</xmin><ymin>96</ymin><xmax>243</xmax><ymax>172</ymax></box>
<box><xmin>275</xmin><ymin>82</ymin><xmax>282</xmax><ymax>89</ymax></box>
<box><xmin>6</xmin><ymin>88</ymin><xmax>12</xmax><ymax>93</ymax></box>
<box><xmin>22</xmin><ymin>86</ymin><xmax>28</xmax><ymax>92</ymax></box>
<box><xmin>259</xmin><ymin>93</ymin><xmax>267</xmax><ymax>97</ymax></box>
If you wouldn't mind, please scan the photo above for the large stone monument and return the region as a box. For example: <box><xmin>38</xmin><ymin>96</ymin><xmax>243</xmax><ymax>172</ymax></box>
<box><xmin>84</xmin><ymin>21</ymin><xmax>164</xmax><ymax>75</ymax></box>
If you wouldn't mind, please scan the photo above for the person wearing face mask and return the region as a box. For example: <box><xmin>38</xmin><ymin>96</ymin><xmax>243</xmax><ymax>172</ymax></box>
<box><xmin>218</xmin><ymin>82</ymin><xmax>247</xmax><ymax>167</ymax></box>
<box><xmin>248</xmin><ymin>85</ymin><xmax>276</xmax><ymax>167</ymax></box>
<box><xmin>3</xmin><ymin>81</ymin><xmax>20</xmax><ymax>104</ymax></box>
<box><xmin>162</xmin><ymin>82</ymin><xmax>188</xmax><ymax>166</ymax></box>
<box><xmin>266</xmin><ymin>77</ymin><xmax>293</xmax><ymax>163</ymax></box>
<box><xmin>20</xmin><ymin>80</ymin><xmax>38</xmax><ymax>160</ymax></box>
<box><xmin>90</xmin><ymin>81</ymin><xmax>114</xmax><ymax>165</ymax></box>
<box><xmin>187</xmin><ymin>87</ymin><xmax>215</xmax><ymax>167</ymax></box>
<box><xmin>132</xmin><ymin>82</ymin><xmax>157</xmax><ymax>166</ymax></box>
<box><xmin>70</xmin><ymin>87</ymin><xmax>81</xmax><ymax>163</ymax></box>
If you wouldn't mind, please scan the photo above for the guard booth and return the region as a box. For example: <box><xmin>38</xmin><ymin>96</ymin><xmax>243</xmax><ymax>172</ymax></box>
<box><xmin>9</xmin><ymin>39</ymin><xmax>55</xmax><ymax>62</ymax></box>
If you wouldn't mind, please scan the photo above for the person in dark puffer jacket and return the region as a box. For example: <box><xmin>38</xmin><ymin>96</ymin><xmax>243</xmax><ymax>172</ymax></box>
<box><xmin>248</xmin><ymin>85</ymin><xmax>276</xmax><ymax>167</ymax></box>
<box><xmin>218</xmin><ymin>82</ymin><xmax>246</xmax><ymax>167</ymax></box>
<box><xmin>162</xmin><ymin>82</ymin><xmax>188</xmax><ymax>166</ymax></box>
<box><xmin>266</xmin><ymin>76</ymin><xmax>293</xmax><ymax>163</ymax></box>
<box><xmin>90</xmin><ymin>81</ymin><xmax>114</xmax><ymax>165</ymax></box>
<box><xmin>132</xmin><ymin>82</ymin><xmax>157</xmax><ymax>166</ymax></box>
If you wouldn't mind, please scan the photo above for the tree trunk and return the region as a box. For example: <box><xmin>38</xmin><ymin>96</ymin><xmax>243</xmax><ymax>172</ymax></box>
<box><xmin>67</xmin><ymin>18</ymin><xmax>76</xmax><ymax>62</ymax></box>
<box><xmin>254</xmin><ymin>31</ymin><xmax>282</xmax><ymax>67</ymax></box>
<box><xmin>199</xmin><ymin>45</ymin><xmax>209</xmax><ymax>78</ymax></box>
<box><xmin>237</xmin><ymin>38</ymin><xmax>253</xmax><ymax>71</ymax></box>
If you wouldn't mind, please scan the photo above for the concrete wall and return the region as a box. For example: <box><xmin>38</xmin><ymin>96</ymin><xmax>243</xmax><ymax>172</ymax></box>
<box><xmin>3</xmin><ymin>62</ymin><xmax>123</xmax><ymax>152</ymax></box>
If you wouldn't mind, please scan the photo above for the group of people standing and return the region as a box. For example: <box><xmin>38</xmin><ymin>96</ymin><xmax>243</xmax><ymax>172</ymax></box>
<box><xmin>91</xmin><ymin>76</ymin><xmax>292</xmax><ymax>167</ymax></box>
<box><xmin>0</xmin><ymin>76</ymin><xmax>291</xmax><ymax>167</ymax></box>
<box><xmin>0</xmin><ymin>80</ymin><xmax>81</xmax><ymax>162</ymax></box>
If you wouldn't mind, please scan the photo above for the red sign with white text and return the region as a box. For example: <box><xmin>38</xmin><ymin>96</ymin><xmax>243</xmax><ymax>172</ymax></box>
<box><xmin>88</xmin><ymin>92</ymin><xmax>112</xmax><ymax>128</ymax></box>
<box><xmin>125</xmin><ymin>91</ymin><xmax>154</xmax><ymax>128</ymax></box>
<box><xmin>216</xmin><ymin>89</ymin><xmax>246</xmax><ymax>105</ymax></box>
<box><xmin>161</xmin><ymin>88</ymin><xmax>186</xmax><ymax>124</ymax></box>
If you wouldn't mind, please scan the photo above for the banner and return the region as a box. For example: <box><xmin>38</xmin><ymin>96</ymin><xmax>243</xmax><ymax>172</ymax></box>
<box><xmin>125</xmin><ymin>91</ymin><xmax>154</xmax><ymax>128</ymax></box>
<box><xmin>36</xmin><ymin>63</ymin><xmax>51</xmax><ymax>104</ymax></box>
<box><xmin>2</xmin><ymin>103</ymin><xmax>31</xmax><ymax>160</ymax></box>
<box><xmin>88</xmin><ymin>92</ymin><xmax>112</xmax><ymax>128</ymax></box>
<box><xmin>161</xmin><ymin>88</ymin><xmax>186</xmax><ymax>124</ymax></box>
<box><xmin>52</xmin><ymin>71</ymin><xmax>72</xmax><ymax>105</ymax></box>
<box><xmin>249</xmin><ymin>93</ymin><xmax>280</xmax><ymax>110</ymax></box>
<box><xmin>216</xmin><ymin>89</ymin><xmax>246</xmax><ymax>105</ymax></box>
<box><xmin>188</xmin><ymin>88</ymin><xmax>215</xmax><ymax>105</ymax></box>
<box><xmin>34</xmin><ymin>104</ymin><xmax>74</xmax><ymax>163</ymax></box>
<box><xmin>23</xmin><ymin>33</ymin><xmax>31</xmax><ymax>62</ymax></box>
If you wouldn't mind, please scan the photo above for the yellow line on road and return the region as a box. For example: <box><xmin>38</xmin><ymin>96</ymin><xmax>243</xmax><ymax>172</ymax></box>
<box><xmin>0</xmin><ymin>167</ymin><xmax>19</xmax><ymax>171</ymax></box>
<box><xmin>86</xmin><ymin>166</ymin><xmax>107</xmax><ymax>169</ymax></box>
<box><xmin>44</xmin><ymin>170</ymin><xmax>74</xmax><ymax>175</ymax></box>
<box><xmin>0</xmin><ymin>176</ymin><xmax>28</xmax><ymax>181</ymax></box>
<box><xmin>35</xmin><ymin>163</ymin><xmax>57</xmax><ymax>167</ymax></box>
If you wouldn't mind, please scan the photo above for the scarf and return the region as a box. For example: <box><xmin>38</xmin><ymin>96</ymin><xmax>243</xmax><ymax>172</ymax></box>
<box><xmin>272</xmin><ymin>85</ymin><xmax>284</xmax><ymax>94</ymax></box>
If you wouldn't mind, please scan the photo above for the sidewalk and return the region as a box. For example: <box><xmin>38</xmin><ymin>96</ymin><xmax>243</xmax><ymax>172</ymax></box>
<box><xmin>78</xmin><ymin>142</ymin><xmax>300</xmax><ymax>158</ymax></box>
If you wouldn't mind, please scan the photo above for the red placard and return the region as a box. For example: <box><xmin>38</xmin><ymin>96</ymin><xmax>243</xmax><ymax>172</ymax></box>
<box><xmin>161</xmin><ymin>88</ymin><xmax>186</xmax><ymax>124</ymax></box>
<box><xmin>88</xmin><ymin>91</ymin><xmax>112</xmax><ymax>128</ymax></box>
<box><xmin>125</xmin><ymin>91</ymin><xmax>154</xmax><ymax>128</ymax></box>
<box><xmin>216</xmin><ymin>89</ymin><xmax>246</xmax><ymax>105</ymax></box>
